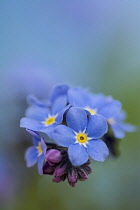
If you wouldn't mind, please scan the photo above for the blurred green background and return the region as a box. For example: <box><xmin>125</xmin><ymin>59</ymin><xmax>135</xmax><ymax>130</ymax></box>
<box><xmin>0</xmin><ymin>1</ymin><xmax>140</xmax><ymax>210</ymax></box>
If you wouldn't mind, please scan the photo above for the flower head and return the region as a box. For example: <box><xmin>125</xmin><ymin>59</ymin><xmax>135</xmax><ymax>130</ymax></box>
<box><xmin>20</xmin><ymin>84</ymin><xmax>136</xmax><ymax>187</ymax></box>
<box><xmin>53</xmin><ymin>107</ymin><xmax>109</xmax><ymax>166</ymax></box>
<box><xmin>25</xmin><ymin>130</ymin><xmax>47</xmax><ymax>175</ymax></box>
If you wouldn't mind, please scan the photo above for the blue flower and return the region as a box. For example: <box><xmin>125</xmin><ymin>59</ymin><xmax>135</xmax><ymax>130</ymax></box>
<box><xmin>20</xmin><ymin>93</ymin><xmax>70</xmax><ymax>138</ymax></box>
<box><xmin>68</xmin><ymin>87</ymin><xmax>121</xmax><ymax>120</ymax></box>
<box><xmin>53</xmin><ymin>107</ymin><xmax>109</xmax><ymax>166</ymax></box>
<box><xmin>107</xmin><ymin>110</ymin><xmax>136</xmax><ymax>139</ymax></box>
<box><xmin>25</xmin><ymin>130</ymin><xmax>47</xmax><ymax>175</ymax></box>
<box><xmin>27</xmin><ymin>84</ymin><xmax>70</xmax><ymax>108</ymax></box>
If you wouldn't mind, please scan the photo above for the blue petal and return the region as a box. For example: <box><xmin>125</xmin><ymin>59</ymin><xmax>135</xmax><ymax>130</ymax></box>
<box><xmin>52</xmin><ymin>96</ymin><xmax>67</xmax><ymax>114</ymax></box>
<box><xmin>110</xmin><ymin>124</ymin><xmax>125</xmax><ymax>139</ymax></box>
<box><xmin>25</xmin><ymin>146</ymin><xmax>38</xmax><ymax>167</ymax></box>
<box><xmin>25</xmin><ymin>106</ymin><xmax>49</xmax><ymax>121</ymax></box>
<box><xmin>41</xmin><ymin>123</ymin><xmax>58</xmax><ymax>138</ymax></box>
<box><xmin>20</xmin><ymin>118</ymin><xmax>43</xmax><ymax>131</ymax></box>
<box><xmin>98</xmin><ymin>100</ymin><xmax>121</xmax><ymax>119</ymax></box>
<box><xmin>26</xmin><ymin>129</ymin><xmax>41</xmax><ymax>146</ymax></box>
<box><xmin>111</xmin><ymin>122</ymin><xmax>136</xmax><ymax>139</ymax></box>
<box><xmin>87</xmin><ymin>139</ymin><xmax>109</xmax><ymax>162</ymax></box>
<box><xmin>68</xmin><ymin>88</ymin><xmax>105</xmax><ymax>111</ymax></box>
<box><xmin>32</xmin><ymin>137</ymin><xmax>40</xmax><ymax>146</ymax></box>
<box><xmin>114</xmin><ymin>110</ymin><xmax>127</xmax><ymax>121</ymax></box>
<box><xmin>55</xmin><ymin>104</ymin><xmax>71</xmax><ymax>124</ymax></box>
<box><xmin>38</xmin><ymin>154</ymin><xmax>45</xmax><ymax>175</ymax></box>
<box><xmin>86</xmin><ymin>114</ymin><xmax>107</xmax><ymax>138</ymax></box>
<box><xmin>88</xmin><ymin>93</ymin><xmax>106</xmax><ymax>109</ymax></box>
<box><xmin>52</xmin><ymin>125</ymin><xmax>75</xmax><ymax>147</ymax></box>
<box><xmin>55</xmin><ymin>112</ymin><xmax>64</xmax><ymax>124</ymax></box>
<box><xmin>26</xmin><ymin>129</ymin><xmax>40</xmax><ymax>139</ymax></box>
<box><xmin>66</xmin><ymin>107</ymin><xmax>87</xmax><ymax>132</ymax></box>
<box><xmin>41</xmin><ymin>138</ymin><xmax>47</xmax><ymax>155</ymax></box>
<box><xmin>50</xmin><ymin>84</ymin><xmax>70</xmax><ymax>103</ymax></box>
<box><xmin>119</xmin><ymin>123</ymin><xmax>136</xmax><ymax>132</ymax></box>
<box><xmin>68</xmin><ymin>87</ymin><xmax>89</xmax><ymax>107</ymax></box>
<box><xmin>68</xmin><ymin>143</ymin><xmax>89</xmax><ymax>166</ymax></box>
<box><xmin>27</xmin><ymin>95</ymin><xmax>49</xmax><ymax>107</ymax></box>
<box><xmin>27</xmin><ymin>95</ymin><xmax>38</xmax><ymax>105</ymax></box>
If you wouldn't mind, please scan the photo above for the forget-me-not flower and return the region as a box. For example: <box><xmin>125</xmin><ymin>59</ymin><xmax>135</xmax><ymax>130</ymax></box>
<box><xmin>25</xmin><ymin>130</ymin><xmax>47</xmax><ymax>175</ymax></box>
<box><xmin>68</xmin><ymin>87</ymin><xmax>121</xmax><ymax>120</ymax></box>
<box><xmin>53</xmin><ymin>107</ymin><xmax>109</xmax><ymax>166</ymax></box>
<box><xmin>107</xmin><ymin>110</ymin><xmax>136</xmax><ymax>139</ymax></box>
<box><xmin>20</xmin><ymin>85</ymin><xmax>70</xmax><ymax>138</ymax></box>
<box><xmin>27</xmin><ymin>84</ymin><xmax>70</xmax><ymax>108</ymax></box>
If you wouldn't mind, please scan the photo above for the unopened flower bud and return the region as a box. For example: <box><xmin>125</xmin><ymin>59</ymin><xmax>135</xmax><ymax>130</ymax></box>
<box><xmin>54</xmin><ymin>165</ymin><xmax>66</xmax><ymax>177</ymax></box>
<box><xmin>53</xmin><ymin>174</ymin><xmax>66</xmax><ymax>183</ymax></box>
<box><xmin>43</xmin><ymin>162</ymin><xmax>54</xmax><ymax>175</ymax></box>
<box><xmin>45</xmin><ymin>149</ymin><xmax>62</xmax><ymax>166</ymax></box>
<box><xmin>68</xmin><ymin>169</ymin><xmax>77</xmax><ymax>187</ymax></box>
<box><xmin>78</xmin><ymin>168</ymin><xmax>88</xmax><ymax>181</ymax></box>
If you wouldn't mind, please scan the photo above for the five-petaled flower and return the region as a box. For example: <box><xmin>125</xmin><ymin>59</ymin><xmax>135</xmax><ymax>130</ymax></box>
<box><xmin>107</xmin><ymin>110</ymin><xmax>136</xmax><ymax>139</ymax></box>
<box><xmin>53</xmin><ymin>107</ymin><xmax>109</xmax><ymax>166</ymax></box>
<box><xmin>68</xmin><ymin>87</ymin><xmax>121</xmax><ymax>119</ymax></box>
<box><xmin>20</xmin><ymin>84</ymin><xmax>70</xmax><ymax>138</ymax></box>
<box><xmin>25</xmin><ymin>130</ymin><xmax>47</xmax><ymax>175</ymax></box>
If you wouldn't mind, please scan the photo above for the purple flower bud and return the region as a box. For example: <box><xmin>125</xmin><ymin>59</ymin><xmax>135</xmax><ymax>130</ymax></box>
<box><xmin>68</xmin><ymin>181</ymin><xmax>76</xmax><ymax>188</ymax></box>
<box><xmin>43</xmin><ymin>162</ymin><xmax>54</xmax><ymax>175</ymax></box>
<box><xmin>68</xmin><ymin>169</ymin><xmax>77</xmax><ymax>183</ymax></box>
<box><xmin>45</xmin><ymin>149</ymin><xmax>62</xmax><ymax>166</ymax></box>
<box><xmin>82</xmin><ymin>165</ymin><xmax>92</xmax><ymax>175</ymax></box>
<box><xmin>54</xmin><ymin>165</ymin><xmax>66</xmax><ymax>177</ymax></box>
<box><xmin>53</xmin><ymin>176</ymin><xmax>62</xmax><ymax>183</ymax></box>
<box><xmin>68</xmin><ymin>169</ymin><xmax>77</xmax><ymax>187</ymax></box>
<box><xmin>78</xmin><ymin>168</ymin><xmax>88</xmax><ymax>181</ymax></box>
<box><xmin>53</xmin><ymin>174</ymin><xmax>66</xmax><ymax>183</ymax></box>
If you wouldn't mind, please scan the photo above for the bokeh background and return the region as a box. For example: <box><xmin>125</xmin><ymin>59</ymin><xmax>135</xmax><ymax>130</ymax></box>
<box><xmin>0</xmin><ymin>1</ymin><xmax>140</xmax><ymax>210</ymax></box>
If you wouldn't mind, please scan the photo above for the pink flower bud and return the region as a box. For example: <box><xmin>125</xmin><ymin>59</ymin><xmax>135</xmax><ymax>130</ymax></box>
<box><xmin>45</xmin><ymin>149</ymin><xmax>62</xmax><ymax>166</ymax></box>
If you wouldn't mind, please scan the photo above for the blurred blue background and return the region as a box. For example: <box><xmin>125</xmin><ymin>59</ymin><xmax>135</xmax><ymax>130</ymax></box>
<box><xmin>0</xmin><ymin>1</ymin><xmax>140</xmax><ymax>210</ymax></box>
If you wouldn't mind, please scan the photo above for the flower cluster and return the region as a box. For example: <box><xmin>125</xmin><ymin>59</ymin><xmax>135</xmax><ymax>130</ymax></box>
<box><xmin>20</xmin><ymin>84</ymin><xmax>135</xmax><ymax>187</ymax></box>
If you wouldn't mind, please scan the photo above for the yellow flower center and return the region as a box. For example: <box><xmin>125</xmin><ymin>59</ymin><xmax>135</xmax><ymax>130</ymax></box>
<box><xmin>85</xmin><ymin>108</ymin><xmax>96</xmax><ymax>115</ymax></box>
<box><xmin>44</xmin><ymin>116</ymin><xmax>56</xmax><ymax>126</ymax></box>
<box><xmin>36</xmin><ymin>142</ymin><xmax>42</xmax><ymax>155</ymax></box>
<box><xmin>76</xmin><ymin>133</ymin><xmax>88</xmax><ymax>144</ymax></box>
